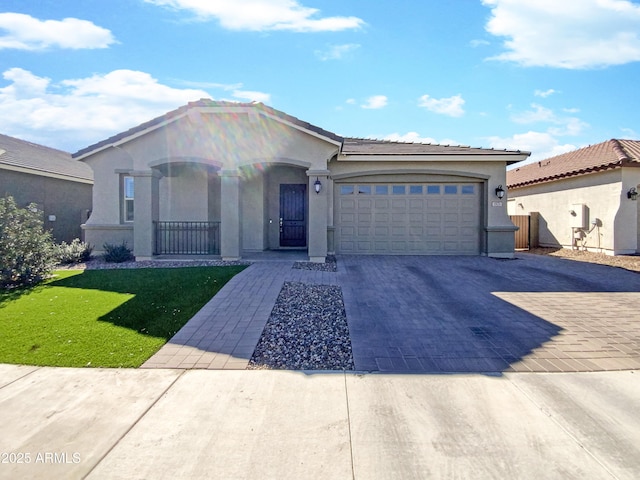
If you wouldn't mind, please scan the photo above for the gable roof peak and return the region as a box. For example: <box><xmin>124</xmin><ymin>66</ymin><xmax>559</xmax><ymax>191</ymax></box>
<box><xmin>73</xmin><ymin>99</ymin><xmax>343</xmax><ymax>159</ymax></box>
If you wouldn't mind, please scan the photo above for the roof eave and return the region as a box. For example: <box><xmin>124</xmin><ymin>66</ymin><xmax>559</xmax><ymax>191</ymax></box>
<box><xmin>338</xmin><ymin>152</ymin><xmax>531</xmax><ymax>162</ymax></box>
<box><xmin>507</xmin><ymin>162</ymin><xmax>626</xmax><ymax>189</ymax></box>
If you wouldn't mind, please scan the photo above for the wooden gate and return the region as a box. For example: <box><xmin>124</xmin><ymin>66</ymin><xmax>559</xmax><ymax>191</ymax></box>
<box><xmin>510</xmin><ymin>215</ymin><xmax>530</xmax><ymax>250</ymax></box>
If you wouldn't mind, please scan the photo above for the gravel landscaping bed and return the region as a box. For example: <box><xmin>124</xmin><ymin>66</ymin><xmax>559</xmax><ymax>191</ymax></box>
<box><xmin>527</xmin><ymin>247</ymin><xmax>640</xmax><ymax>273</ymax></box>
<box><xmin>56</xmin><ymin>258</ymin><xmax>251</xmax><ymax>270</ymax></box>
<box><xmin>248</xmin><ymin>281</ymin><xmax>354</xmax><ymax>370</ymax></box>
<box><xmin>292</xmin><ymin>255</ymin><xmax>337</xmax><ymax>272</ymax></box>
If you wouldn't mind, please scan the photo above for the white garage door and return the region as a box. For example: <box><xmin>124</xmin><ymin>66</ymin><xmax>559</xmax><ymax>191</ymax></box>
<box><xmin>336</xmin><ymin>183</ymin><xmax>482</xmax><ymax>255</ymax></box>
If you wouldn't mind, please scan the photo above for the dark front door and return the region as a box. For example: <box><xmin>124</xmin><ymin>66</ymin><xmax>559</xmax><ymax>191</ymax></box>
<box><xmin>280</xmin><ymin>184</ymin><xmax>306</xmax><ymax>247</ymax></box>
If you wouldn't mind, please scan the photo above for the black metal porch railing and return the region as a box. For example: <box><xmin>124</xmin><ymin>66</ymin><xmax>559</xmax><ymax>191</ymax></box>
<box><xmin>154</xmin><ymin>221</ymin><xmax>220</xmax><ymax>255</ymax></box>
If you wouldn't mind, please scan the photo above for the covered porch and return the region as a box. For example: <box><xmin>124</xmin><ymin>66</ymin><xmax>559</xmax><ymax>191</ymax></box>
<box><xmin>132</xmin><ymin>160</ymin><xmax>334</xmax><ymax>262</ymax></box>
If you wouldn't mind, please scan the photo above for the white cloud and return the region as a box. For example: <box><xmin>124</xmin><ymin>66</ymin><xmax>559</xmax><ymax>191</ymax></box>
<box><xmin>418</xmin><ymin>94</ymin><xmax>465</xmax><ymax>117</ymax></box>
<box><xmin>345</xmin><ymin>98</ymin><xmax>356</xmax><ymax>105</ymax></box>
<box><xmin>383</xmin><ymin>132</ymin><xmax>438</xmax><ymax>144</ymax></box>
<box><xmin>482</xmin><ymin>0</ymin><xmax>640</xmax><ymax>68</ymax></box>
<box><xmin>315</xmin><ymin>43</ymin><xmax>360</xmax><ymax>61</ymax></box>
<box><xmin>470</xmin><ymin>39</ymin><xmax>490</xmax><ymax>48</ymax></box>
<box><xmin>534</xmin><ymin>88</ymin><xmax>556</xmax><ymax>98</ymax></box>
<box><xmin>361</xmin><ymin>95</ymin><xmax>388</xmax><ymax>109</ymax></box>
<box><xmin>511</xmin><ymin>103</ymin><xmax>556</xmax><ymax>124</ymax></box>
<box><xmin>0</xmin><ymin>68</ymin><xmax>210</xmax><ymax>150</ymax></box>
<box><xmin>382</xmin><ymin>132</ymin><xmax>460</xmax><ymax>145</ymax></box>
<box><xmin>231</xmin><ymin>89</ymin><xmax>271</xmax><ymax>103</ymax></box>
<box><xmin>177</xmin><ymin>80</ymin><xmax>270</xmax><ymax>103</ymax></box>
<box><xmin>145</xmin><ymin>0</ymin><xmax>365</xmax><ymax>32</ymax></box>
<box><xmin>621</xmin><ymin>127</ymin><xmax>639</xmax><ymax>139</ymax></box>
<box><xmin>0</xmin><ymin>13</ymin><xmax>115</xmax><ymax>50</ymax></box>
<box><xmin>487</xmin><ymin>131</ymin><xmax>577</xmax><ymax>164</ymax></box>
<box><xmin>510</xmin><ymin>103</ymin><xmax>589</xmax><ymax>136</ymax></box>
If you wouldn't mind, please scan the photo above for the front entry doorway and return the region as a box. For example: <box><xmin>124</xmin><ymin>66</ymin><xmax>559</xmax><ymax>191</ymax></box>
<box><xmin>279</xmin><ymin>184</ymin><xmax>307</xmax><ymax>247</ymax></box>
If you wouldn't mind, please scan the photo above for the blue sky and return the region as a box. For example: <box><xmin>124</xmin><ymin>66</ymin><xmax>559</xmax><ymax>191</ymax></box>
<box><xmin>1</xmin><ymin>0</ymin><xmax>639</xmax><ymax>164</ymax></box>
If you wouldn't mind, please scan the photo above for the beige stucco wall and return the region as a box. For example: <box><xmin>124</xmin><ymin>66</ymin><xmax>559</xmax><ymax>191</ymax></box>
<box><xmin>328</xmin><ymin>159</ymin><xmax>516</xmax><ymax>256</ymax></box>
<box><xmin>80</xmin><ymin>105</ymin><xmax>523</xmax><ymax>259</ymax></box>
<box><xmin>508</xmin><ymin>168</ymin><xmax>640</xmax><ymax>254</ymax></box>
<box><xmin>159</xmin><ymin>167</ymin><xmax>208</xmax><ymax>221</ymax></box>
<box><xmin>241</xmin><ymin>174</ymin><xmax>264</xmax><ymax>251</ymax></box>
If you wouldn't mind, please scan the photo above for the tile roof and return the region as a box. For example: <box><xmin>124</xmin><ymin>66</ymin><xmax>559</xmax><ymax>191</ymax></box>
<box><xmin>72</xmin><ymin>100</ymin><xmax>343</xmax><ymax>158</ymax></box>
<box><xmin>342</xmin><ymin>137</ymin><xmax>527</xmax><ymax>156</ymax></box>
<box><xmin>507</xmin><ymin>139</ymin><xmax>640</xmax><ymax>188</ymax></box>
<box><xmin>0</xmin><ymin>133</ymin><xmax>93</xmax><ymax>182</ymax></box>
<box><xmin>73</xmin><ymin>99</ymin><xmax>530</xmax><ymax>161</ymax></box>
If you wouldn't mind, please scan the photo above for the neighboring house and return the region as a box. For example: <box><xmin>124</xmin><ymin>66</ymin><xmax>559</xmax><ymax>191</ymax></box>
<box><xmin>73</xmin><ymin>100</ymin><xmax>529</xmax><ymax>262</ymax></box>
<box><xmin>0</xmin><ymin>133</ymin><xmax>93</xmax><ymax>243</ymax></box>
<box><xmin>506</xmin><ymin>139</ymin><xmax>640</xmax><ymax>255</ymax></box>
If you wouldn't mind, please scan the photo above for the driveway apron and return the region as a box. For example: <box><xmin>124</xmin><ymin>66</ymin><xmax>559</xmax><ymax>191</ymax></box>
<box><xmin>339</xmin><ymin>254</ymin><xmax>640</xmax><ymax>373</ymax></box>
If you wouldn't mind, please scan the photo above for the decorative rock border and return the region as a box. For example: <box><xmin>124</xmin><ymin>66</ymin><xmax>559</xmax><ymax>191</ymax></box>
<box><xmin>248</xmin><ymin>281</ymin><xmax>354</xmax><ymax>370</ymax></box>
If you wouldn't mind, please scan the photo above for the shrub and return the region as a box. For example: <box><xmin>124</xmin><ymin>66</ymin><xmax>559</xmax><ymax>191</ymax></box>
<box><xmin>103</xmin><ymin>241</ymin><xmax>134</xmax><ymax>263</ymax></box>
<box><xmin>0</xmin><ymin>196</ymin><xmax>57</xmax><ymax>289</ymax></box>
<box><xmin>55</xmin><ymin>239</ymin><xmax>93</xmax><ymax>264</ymax></box>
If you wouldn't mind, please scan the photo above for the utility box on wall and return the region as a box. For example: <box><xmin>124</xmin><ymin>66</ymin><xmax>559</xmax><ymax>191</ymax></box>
<box><xmin>569</xmin><ymin>203</ymin><xmax>588</xmax><ymax>229</ymax></box>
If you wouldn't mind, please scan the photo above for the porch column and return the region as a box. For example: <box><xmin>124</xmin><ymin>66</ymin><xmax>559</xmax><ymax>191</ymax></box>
<box><xmin>132</xmin><ymin>169</ymin><xmax>161</xmax><ymax>261</ymax></box>
<box><xmin>221</xmin><ymin>169</ymin><xmax>241</xmax><ymax>260</ymax></box>
<box><xmin>307</xmin><ymin>170</ymin><xmax>330</xmax><ymax>263</ymax></box>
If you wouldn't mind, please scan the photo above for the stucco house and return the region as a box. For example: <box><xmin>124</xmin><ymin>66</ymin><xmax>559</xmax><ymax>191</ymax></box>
<box><xmin>506</xmin><ymin>139</ymin><xmax>640</xmax><ymax>255</ymax></box>
<box><xmin>73</xmin><ymin>100</ymin><xmax>529</xmax><ymax>262</ymax></box>
<box><xmin>0</xmin><ymin>133</ymin><xmax>93</xmax><ymax>243</ymax></box>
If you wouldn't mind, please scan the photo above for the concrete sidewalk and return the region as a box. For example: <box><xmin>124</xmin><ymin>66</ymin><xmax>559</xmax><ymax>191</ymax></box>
<box><xmin>0</xmin><ymin>365</ymin><xmax>638</xmax><ymax>479</ymax></box>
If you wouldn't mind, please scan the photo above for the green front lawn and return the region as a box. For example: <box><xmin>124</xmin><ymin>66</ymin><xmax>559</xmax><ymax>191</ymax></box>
<box><xmin>0</xmin><ymin>266</ymin><xmax>246</xmax><ymax>367</ymax></box>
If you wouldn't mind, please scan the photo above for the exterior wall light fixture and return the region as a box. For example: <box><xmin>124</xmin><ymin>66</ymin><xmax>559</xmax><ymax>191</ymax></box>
<box><xmin>627</xmin><ymin>187</ymin><xmax>638</xmax><ymax>201</ymax></box>
<box><xmin>314</xmin><ymin>177</ymin><xmax>322</xmax><ymax>194</ymax></box>
<box><xmin>495</xmin><ymin>185</ymin><xmax>505</xmax><ymax>199</ymax></box>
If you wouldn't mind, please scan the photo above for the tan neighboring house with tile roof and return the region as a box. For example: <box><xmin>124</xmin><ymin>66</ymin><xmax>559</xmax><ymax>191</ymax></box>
<box><xmin>506</xmin><ymin>139</ymin><xmax>640</xmax><ymax>255</ymax></box>
<box><xmin>0</xmin><ymin>133</ymin><xmax>93</xmax><ymax>243</ymax></box>
<box><xmin>73</xmin><ymin>100</ymin><xmax>529</xmax><ymax>261</ymax></box>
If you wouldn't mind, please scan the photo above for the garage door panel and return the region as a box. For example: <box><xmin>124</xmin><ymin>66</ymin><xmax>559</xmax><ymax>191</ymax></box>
<box><xmin>409</xmin><ymin>213</ymin><xmax>423</xmax><ymax>224</ymax></box>
<box><xmin>340</xmin><ymin>213</ymin><xmax>355</xmax><ymax>223</ymax></box>
<box><xmin>374</xmin><ymin>241</ymin><xmax>389</xmax><ymax>251</ymax></box>
<box><xmin>392</xmin><ymin>241</ymin><xmax>407</xmax><ymax>251</ymax></box>
<box><xmin>409</xmin><ymin>199</ymin><xmax>424</xmax><ymax>210</ymax></box>
<box><xmin>392</xmin><ymin>199</ymin><xmax>407</xmax><ymax>209</ymax></box>
<box><xmin>337</xmin><ymin>182</ymin><xmax>481</xmax><ymax>255</ymax></box>
<box><xmin>357</xmin><ymin>199</ymin><xmax>373</xmax><ymax>209</ymax></box>
<box><xmin>340</xmin><ymin>198</ymin><xmax>356</xmax><ymax>208</ymax></box>
<box><xmin>357</xmin><ymin>241</ymin><xmax>371</xmax><ymax>251</ymax></box>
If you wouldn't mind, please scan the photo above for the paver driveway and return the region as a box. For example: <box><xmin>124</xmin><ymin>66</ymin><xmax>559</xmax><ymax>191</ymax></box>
<box><xmin>340</xmin><ymin>254</ymin><xmax>640</xmax><ymax>373</ymax></box>
<box><xmin>145</xmin><ymin>253</ymin><xmax>640</xmax><ymax>373</ymax></box>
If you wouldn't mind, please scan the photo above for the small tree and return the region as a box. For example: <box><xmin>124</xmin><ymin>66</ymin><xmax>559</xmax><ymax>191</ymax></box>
<box><xmin>0</xmin><ymin>196</ymin><xmax>57</xmax><ymax>289</ymax></box>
